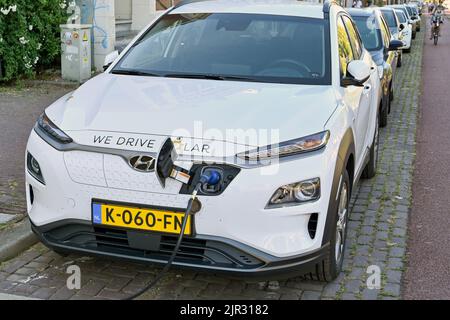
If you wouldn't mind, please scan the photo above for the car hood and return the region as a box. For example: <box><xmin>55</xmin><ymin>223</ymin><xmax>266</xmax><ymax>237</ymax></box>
<box><xmin>46</xmin><ymin>73</ymin><xmax>337</xmax><ymax>153</ymax></box>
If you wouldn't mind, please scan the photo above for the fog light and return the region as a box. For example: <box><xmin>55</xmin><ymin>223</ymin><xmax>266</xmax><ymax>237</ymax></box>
<box><xmin>267</xmin><ymin>178</ymin><xmax>320</xmax><ymax>208</ymax></box>
<box><xmin>27</xmin><ymin>153</ymin><xmax>45</xmax><ymax>184</ymax></box>
<box><xmin>294</xmin><ymin>179</ymin><xmax>320</xmax><ymax>202</ymax></box>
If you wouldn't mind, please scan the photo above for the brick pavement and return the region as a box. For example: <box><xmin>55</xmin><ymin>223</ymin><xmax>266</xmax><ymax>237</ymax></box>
<box><xmin>0</xmin><ymin>27</ymin><xmax>424</xmax><ymax>300</ymax></box>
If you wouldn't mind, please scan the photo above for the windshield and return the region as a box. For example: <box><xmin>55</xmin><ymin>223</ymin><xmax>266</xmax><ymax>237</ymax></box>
<box><xmin>352</xmin><ymin>15</ymin><xmax>382</xmax><ymax>51</ymax></box>
<box><xmin>398</xmin><ymin>7</ymin><xmax>410</xmax><ymax>19</ymax></box>
<box><xmin>113</xmin><ymin>13</ymin><xmax>331</xmax><ymax>85</ymax></box>
<box><xmin>405</xmin><ymin>6</ymin><xmax>413</xmax><ymax>16</ymax></box>
<box><xmin>395</xmin><ymin>10</ymin><xmax>407</xmax><ymax>23</ymax></box>
<box><xmin>381</xmin><ymin>10</ymin><xmax>397</xmax><ymax>28</ymax></box>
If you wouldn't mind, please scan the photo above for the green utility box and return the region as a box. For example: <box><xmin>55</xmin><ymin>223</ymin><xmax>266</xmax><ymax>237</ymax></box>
<box><xmin>60</xmin><ymin>24</ymin><xmax>92</xmax><ymax>83</ymax></box>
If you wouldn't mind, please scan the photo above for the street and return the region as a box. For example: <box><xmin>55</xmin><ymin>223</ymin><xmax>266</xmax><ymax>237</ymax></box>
<box><xmin>0</xmin><ymin>22</ymin><xmax>427</xmax><ymax>300</ymax></box>
<box><xmin>403</xmin><ymin>13</ymin><xmax>450</xmax><ymax>299</ymax></box>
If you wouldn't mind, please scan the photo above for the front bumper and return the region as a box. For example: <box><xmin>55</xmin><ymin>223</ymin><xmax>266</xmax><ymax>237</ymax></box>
<box><xmin>31</xmin><ymin>219</ymin><xmax>330</xmax><ymax>279</ymax></box>
<box><xmin>26</xmin><ymin>126</ymin><xmax>338</xmax><ymax>261</ymax></box>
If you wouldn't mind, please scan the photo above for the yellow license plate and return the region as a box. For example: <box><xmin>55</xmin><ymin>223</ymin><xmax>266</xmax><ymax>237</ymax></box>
<box><xmin>92</xmin><ymin>202</ymin><xmax>192</xmax><ymax>235</ymax></box>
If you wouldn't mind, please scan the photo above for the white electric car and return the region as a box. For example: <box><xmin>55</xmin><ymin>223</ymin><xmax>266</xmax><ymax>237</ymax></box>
<box><xmin>26</xmin><ymin>0</ymin><xmax>380</xmax><ymax>281</ymax></box>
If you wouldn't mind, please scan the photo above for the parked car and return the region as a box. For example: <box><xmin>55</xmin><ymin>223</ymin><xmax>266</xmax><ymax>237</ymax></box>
<box><xmin>394</xmin><ymin>9</ymin><xmax>413</xmax><ymax>53</ymax></box>
<box><xmin>390</xmin><ymin>4</ymin><xmax>417</xmax><ymax>38</ymax></box>
<box><xmin>380</xmin><ymin>6</ymin><xmax>404</xmax><ymax>67</ymax></box>
<box><xmin>348</xmin><ymin>8</ymin><xmax>402</xmax><ymax>127</ymax></box>
<box><xmin>406</xmin><ymin>3</ymin><xmax>421</xmax><ymax>31</ymax></box>
<box><xmin>26</xmin><ymin>0</ymin><xmax>381</xmax><ymax>281</ymax></box>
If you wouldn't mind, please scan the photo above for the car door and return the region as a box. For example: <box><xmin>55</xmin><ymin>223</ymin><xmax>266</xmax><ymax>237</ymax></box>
<box><xmin>338</xmin><ymin>15</ymin><xmax>374</xmax><ymax>167</ymax></box>
<box><xmin>379</xmin><ymin>15</ymin><xmax>395</xmax><ymax>92</ymax></box>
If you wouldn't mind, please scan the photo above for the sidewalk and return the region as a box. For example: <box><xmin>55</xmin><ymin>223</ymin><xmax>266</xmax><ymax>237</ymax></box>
<box><xmin>403</xmin><ymin>14</ymin><xmax>450</xmax><ymax>299</ymax></box>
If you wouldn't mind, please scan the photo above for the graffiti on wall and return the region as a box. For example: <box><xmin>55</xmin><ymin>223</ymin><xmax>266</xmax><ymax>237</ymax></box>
<box><xmin>78</xmin><ymin>0</ymin><xmax>112</xmax><ymax>50</ymax></box>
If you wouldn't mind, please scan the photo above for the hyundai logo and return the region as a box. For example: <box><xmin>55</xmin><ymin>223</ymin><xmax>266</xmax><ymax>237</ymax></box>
<box><xmin>128</xmin><ymin>155</ymin><xmax>156</xmax><ymax>172</ymax></box>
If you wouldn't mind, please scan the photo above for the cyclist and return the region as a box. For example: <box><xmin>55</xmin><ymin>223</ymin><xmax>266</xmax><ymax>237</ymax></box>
<box><xmin>430</xmin><ymin>1</ymin><xmax>446</xmax><ymax>40</ymax></box>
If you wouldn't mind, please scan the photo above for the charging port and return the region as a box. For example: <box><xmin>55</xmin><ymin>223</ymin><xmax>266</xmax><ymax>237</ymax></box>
<box><xmin>200</xmin><ymin>167</ymin><xmax>224</xmax><ymax>194</ymax></box>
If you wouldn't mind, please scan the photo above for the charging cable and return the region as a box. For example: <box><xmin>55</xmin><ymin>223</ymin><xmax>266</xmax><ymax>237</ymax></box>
<box><xmin>125</xmin><ymin>172</ymin><xmax>220</xmax><ymax>300</ymax></box>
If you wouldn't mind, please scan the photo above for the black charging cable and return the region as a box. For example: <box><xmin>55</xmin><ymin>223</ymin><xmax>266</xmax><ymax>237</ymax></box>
<box><xmin>125</xmin><ymin>173</ymin><xmax>218</xmax><ymax>300</ymax></box>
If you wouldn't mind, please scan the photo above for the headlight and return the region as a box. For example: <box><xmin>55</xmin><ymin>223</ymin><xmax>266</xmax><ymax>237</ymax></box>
<box><xmin>27</xmin><ymin>152</ymin><xmax>45</xmax><ymax>184</ymax></box>
<box><xmin>37</xmin><ymin>113</ymin><xmax>72</xmax><ymax>144</ymax></box>
<box><xmin>267</xmin><ymin>178</ymin><xmax>320</xmax><ymax>208</ymax></box>
<box><xmin>236</xmin><ymin>131</ymin><xmax>330</xmax><ymax>162</ymax></box>
<box><xmin>377</xmin><ymin>66</ymin><xmax>384</xmax><ymax>79</ymax></box>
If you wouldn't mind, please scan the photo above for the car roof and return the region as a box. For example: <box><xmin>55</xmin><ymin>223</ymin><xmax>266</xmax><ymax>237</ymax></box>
<box><xmin>171</xmin><ymin>0</ymin><xmax>327</xmax><ymax>19</ymax></box>
<box><xmin>347</xmin><ymin>7</ymin><xmax>379</xmax><ymax>17</ymax></box>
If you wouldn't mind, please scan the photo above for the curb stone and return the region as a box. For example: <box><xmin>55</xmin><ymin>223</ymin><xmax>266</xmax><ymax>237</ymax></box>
<box><xmin>0</xmin><ymin>218</ymin><xmax>38</xmax><ymax>262</ymax></box>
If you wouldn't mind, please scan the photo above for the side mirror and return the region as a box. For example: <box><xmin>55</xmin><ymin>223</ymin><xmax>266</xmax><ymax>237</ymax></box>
<box><xmin>342</xmin><ymin>60</ymin><xmax>371</xmax><ymax>87</ymax></box>
<box><xmin>388</xmin><ymin>39</ymin><xmax>404</xmax><ymax>51</ymax></box>
<box><xmin>103</xmin><ymin>50</ymin><xmax>119</xmax><ymax>71</ymax></box>
<box><xmin>412</xmin><ymin>15</ymin><xmax>418</xmax><ymax>20</ymax></box>
<box><xmin>399</xmin><ymin>23</ymin><xmax>405</xmax><ymax>31</ymax></box>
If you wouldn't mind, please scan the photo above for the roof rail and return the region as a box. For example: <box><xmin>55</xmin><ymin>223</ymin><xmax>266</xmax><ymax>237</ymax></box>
<box><xmin>323</xmin><ymin>0</ymin><xmax>338</xmax><ymax>13</ymax></box>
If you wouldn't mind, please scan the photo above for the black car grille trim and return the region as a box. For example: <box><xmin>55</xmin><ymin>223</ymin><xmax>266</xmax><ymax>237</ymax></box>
<box><xmin>43</xmin><ymin>225</ymin><xmax>264</xmax><ymax>270</ymax></box>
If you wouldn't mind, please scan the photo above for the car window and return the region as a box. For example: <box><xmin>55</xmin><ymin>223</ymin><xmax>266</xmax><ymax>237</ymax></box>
<box><xmin>341</xmin><ymin>15</ymin><xmax>363</xmax><ymax>59</ymax></box>
<box><xmin>399</xmin><ymin>7</ymin><xmax>410</xmax><ymax>19</ymax></box>
<box><xmin>379</xmin><ymin>16</ymin><xmax>391</xmax><ymax>47</ymax></box>
<box><xmin>114</xmin><ymin>13</ymin><xmax>331</xmax><ymax>85</ymax></box>
<box><xmin>381</xmin><ymin>10</ymin><xmax>397</xmax><ymax>28</ymax></box>
<box><xmin>337</xmin><ymin>16</ymin><xmax>354</xmax><ymax>77</ymax></box>
<box><xmin>405</xmin><ymin>6</ymin><xmax>413</xmax><ymax>16</ymax></box>
<box><xmin>395</xmin><ymin>10</ymin><xmax>407</xmax><ymax>24</ymax></box>
<box><xmin>352</xmin><ymin>15</ymin><xmax>382</xmax><ymax>51</ymax></box>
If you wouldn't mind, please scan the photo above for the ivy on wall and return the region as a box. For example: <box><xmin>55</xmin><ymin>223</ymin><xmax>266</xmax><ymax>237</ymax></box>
<box><xmin>0</xmin><ymin>0</ymin><xmax>69</xmax><ymax>81</ymax></box>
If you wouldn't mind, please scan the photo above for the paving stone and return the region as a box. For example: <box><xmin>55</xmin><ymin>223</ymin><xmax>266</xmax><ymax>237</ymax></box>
<box><xmin>390</xmin><ymin>246</ymin><xmax>406</xmax><ymax>258</ymax></box>
<box><xmin>300</xmin><ymin>290</ymin><xmax>321</xmax><ymax>300</ymax></box>
<box><xmin>321</xmin><ymin>283</ymin><xmax>341</xmax><ymax>298</ymax></box>
<box><xmin>97</xmin><ymin>288</ymin><xmax>129</xmax><ymax>300</ymax></box>
<box><xmin>362</xmin><ymin>288</ymin><xmax>379</xmax><ymax>300</ymax></box>
<box><xmin>386</xmin><ymin>270</ymin><xmax>403</xmax><ymax>284</ymax></box>
<box><xmin>78</xmin><ymin>280</ymin><xmax>106</xmax><ymax>296</ymax></box>
<box><xmin>50</xmin><ymin>287</ymin><xmax>76</xmax><ymax>300</ymax></box>
<box><xmin>382</xmin><ymin>283</ymin><xmax>401</xmax><ymax>297</ymax></box>
<box><xmin>30</xmin><ymin>287</ymin><xmax>58</xmax><ymax>300</ymax></box>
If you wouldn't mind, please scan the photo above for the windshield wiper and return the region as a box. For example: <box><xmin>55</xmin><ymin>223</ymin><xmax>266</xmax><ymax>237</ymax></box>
<box><xmin>164</xmin><ymin>73</ymin><xmax>260</xmax><ymax>82</ymax></box>
<box><xmin>111</xmin><ymin>69</ymin><xmax>162</xmax><ymax>77</ymax></box>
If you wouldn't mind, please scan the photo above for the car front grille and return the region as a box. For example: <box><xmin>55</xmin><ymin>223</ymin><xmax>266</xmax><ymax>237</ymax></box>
<box><xmin>42</xmin><ymin>223</ymin><xmax>264</xmax><ymax>270</ymax></box>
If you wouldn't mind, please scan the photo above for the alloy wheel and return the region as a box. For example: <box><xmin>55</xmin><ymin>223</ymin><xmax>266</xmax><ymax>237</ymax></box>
<box><xmin>335</xmin><ymin>181</ymin><xmax>349</xmax><ymax>263</ymax></box>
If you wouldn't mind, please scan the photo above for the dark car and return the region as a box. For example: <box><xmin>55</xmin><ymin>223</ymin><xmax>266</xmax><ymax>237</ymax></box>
<box><xmin>380</xmin><ymin>7</ymin><xmax>404</xmax><ymax>67</ymax></box>
<box><xmin>348</xmin><ymin>8</ymin><xmax>403</xmax><ymax>127</ymax></box>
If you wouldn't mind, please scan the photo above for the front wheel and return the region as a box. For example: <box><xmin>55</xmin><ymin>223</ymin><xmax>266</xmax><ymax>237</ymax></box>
<box><xmin>315</xmin><ymin>170</ymin><xmax>351</xmax><ymax>282</ymax></box>
<box><xmin>379</xmin><ymin>100</ymin><xmax>388</xmax><ymax>128</ymax></box>
<box><xmin>434</xmin><ymin>34</ymin><xmax>439</xmax><ymax>45</ymax></box>
<box><xmin>397</xmin><ymin>53</ymin><xmax>402</xmax><ymax>68</ymax></box>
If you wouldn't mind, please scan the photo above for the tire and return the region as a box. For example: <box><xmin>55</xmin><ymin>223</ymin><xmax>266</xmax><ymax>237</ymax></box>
<box><xmin>397</xmin><ymin>53</ymin><xmax>402</xmax><ymax>68</ymax></box>
<box><xmin>379</xmin><ymin>100</ymin><xmax>388</xmax><ymax>128</ymax></box>
<box><xmin>404</xmin><ymin>47</ymin><xmax>411</xmax><ymax>53</ymax></box>
<box><xmin>362</xmin><ymin>116</ymin><xmax>379</xmax><ymax>179</ymax></box>
<box><xmin>389</xmin><ymin>83</ymin><xmax>394</xmax><ymax>102</ymax></box>
<box><xmin>314</xmin><ymin>170</ymin><xmax>351</xmax><ymax>282</ymax></box>
<box><xmin>434</xmin><ymin>34</ymin><xmax>438</xmax><ymax>45</ymax></box>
